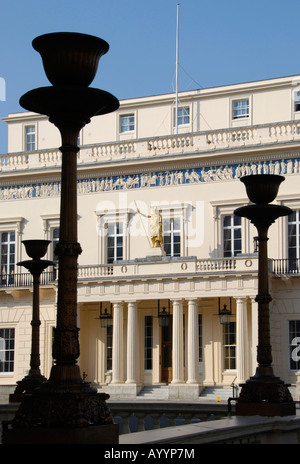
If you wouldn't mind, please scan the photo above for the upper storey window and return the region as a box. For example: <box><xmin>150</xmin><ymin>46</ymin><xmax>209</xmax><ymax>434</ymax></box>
<box><xmin>177</xmin><ymin>107</ymin><xmax>190</xmax><ymax>126</ymax></box>
<box><xmin>294</xmin><ymin>91</ymin><xmax>300</xmax><ymax>112</ymax></box>
<box><xmin>232</xmin><ymin>99</ymin><xmax>249</xmax><ymax>120</ymax></box>
<box><xmin>223</xmin><ymin>215</ymin><xmax>242</xmax><ymax>257</ymax></box>
<box><xmin>25</xmin><ymin>125</ymin><xmax>36</xmax><ymax>151</ymax></box>
<box><xmin>120</xmin><ymin>114</ymin><xmax>135</xmax><ymax>133</ymax></box>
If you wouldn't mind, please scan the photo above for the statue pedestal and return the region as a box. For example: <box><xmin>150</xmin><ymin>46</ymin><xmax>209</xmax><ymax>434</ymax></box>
<box><xmin>146</xmin><ymin>247</ymin><xmax>166</xmax><ymax>258</ymax></box>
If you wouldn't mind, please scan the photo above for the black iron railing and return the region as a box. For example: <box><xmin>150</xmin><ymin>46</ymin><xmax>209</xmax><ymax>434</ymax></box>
<box><xmin>0</xmin><ymin>268</ymin><xmax>57</xmax><ymax>288</ymax></box>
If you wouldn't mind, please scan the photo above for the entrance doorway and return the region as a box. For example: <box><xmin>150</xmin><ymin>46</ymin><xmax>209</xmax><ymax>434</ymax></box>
<box><xmin>161</xmin><ymin>316</ymin><xmax>172</xmax><ymax>382</ymax></box>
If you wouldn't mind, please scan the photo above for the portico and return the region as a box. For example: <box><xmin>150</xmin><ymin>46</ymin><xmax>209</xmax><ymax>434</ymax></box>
<box><xmin>78</xmin><ymin>269</ymin><xmax>256</xmax><ymax>400</ymax></box>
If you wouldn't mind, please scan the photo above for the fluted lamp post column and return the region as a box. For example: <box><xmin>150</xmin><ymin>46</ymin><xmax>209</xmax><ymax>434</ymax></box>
<box><xmin>4</xmin><ymin>32</ymin><xmax>119</xmax><ymax>444</ymax></box>
<box><xmin>9</xmin><ymin>240</ymin><xmax>54</xmax><ymax>402</ymax></box>
<box><xmin>234</xmin><ymin>174</ymin><xmax>295</xmax><ymax>416</ymax></box>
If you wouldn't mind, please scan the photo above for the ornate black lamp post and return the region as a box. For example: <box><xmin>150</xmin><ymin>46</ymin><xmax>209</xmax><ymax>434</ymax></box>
<box><xmin>234</xmin><ymin>174</ymin><xmax>295</xmax><ymax>416</ymax></box>
<box><xmin>3</xmin><ymin>32</ymin><xmax>119</xmax><ymax>444</ymax></box>
<box><xmin>9</xmin><ymin>240</ymin><xmax>54</xmax><ymax>402</ymax></box>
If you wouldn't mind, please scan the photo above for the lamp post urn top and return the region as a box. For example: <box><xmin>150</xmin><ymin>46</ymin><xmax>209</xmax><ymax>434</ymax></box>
<box><xmin>19</xmin><ymin>32</ymin><xmax>119</xmax><ymax>123</ymax></box>
<box><xmin>240</xmin><ymin>174</ymin><xmax>285</xmax><ymax>204</ymax></box>
<box><xmin>22</xmin><ymin>239</ymin><xmax>51</xmax><ymax>260</ymax></box>
<box><xmin>32</xmin><ymin>32</ymin><xmax>109</xmax><ymax>87</ymax></box>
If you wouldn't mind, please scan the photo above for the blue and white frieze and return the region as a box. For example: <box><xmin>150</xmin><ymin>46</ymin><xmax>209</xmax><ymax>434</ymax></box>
<box><xmin>0</xmin><ymin>156</ymin><xmax>299</xmax><ymax>200</ymax></box>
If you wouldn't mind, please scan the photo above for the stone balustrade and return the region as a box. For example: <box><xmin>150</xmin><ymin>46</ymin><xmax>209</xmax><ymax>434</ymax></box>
<box><xmin>78</xmin><ymin>256</ymin><xmax>259</xmax><ymax>281</ymax></box>
<box><xmin>108</xmin><ymin>401</ymin><xmax>227</xmax><ymax>435</ymax></box>
<box><xmin>1</xmin><ymin>120</ymin><xmax>300</xmax><ymax>172</ymax></box>
<box><xmin>6</xmin><ymin>257</ymin><xmax>300</xmax><ymax>291</ymax></box>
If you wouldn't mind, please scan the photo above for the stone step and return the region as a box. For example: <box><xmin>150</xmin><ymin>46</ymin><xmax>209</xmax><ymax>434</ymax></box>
<box><xmin>138</xmin><ymin>385</ymin><xmax>169</xmax><ymax>399</ymax></box>
<box><xmin>199</xmin><ymin>386</ymin><xmax>237</xmax><ymax>402</ymax></box>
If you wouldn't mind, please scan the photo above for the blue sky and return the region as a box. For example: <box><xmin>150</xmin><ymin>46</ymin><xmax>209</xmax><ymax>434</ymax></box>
<box><xmin>1</xmin><ymin>0</ymin><xmax>300</xmax><ymax>153</ymax></box>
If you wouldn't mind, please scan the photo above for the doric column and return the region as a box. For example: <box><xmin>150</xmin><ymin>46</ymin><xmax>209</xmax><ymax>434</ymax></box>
<box><xmin>250</xmin><ymin>296</ymin><xmax>259</xmax><ymax>375</ymax></box>
<box><xmin>236</xmin><ymin>297</ymin><xmax>247</xmax><ymax>383</ymax></box>
<box><xmin>187</xmin><ymin>298</ymin><xmax>199</xmax><ymax>383</ymax></box>
<box><xmin>171</xmin><ymin>299</ymin><xmax>184</xmax><ymax>383</ymax></box>
<box><xmin>111</xmin><ymin>302</ymin><xmax>123</xmax><ymax>383</ymax></box>
<box><xmin>126</xmin><ymin>301</ymin><xmax>138</xmax><ymax>383</ymax></box>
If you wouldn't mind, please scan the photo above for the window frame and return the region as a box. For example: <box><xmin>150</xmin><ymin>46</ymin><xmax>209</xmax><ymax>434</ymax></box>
<box><xmin>223</xmin><ymin>321</ymin><xmax>236</xmax><ymax>371</ymax></box>
<box><xmin>222</xmin><ymin>214</ymin><xmax>242</xmax><ymax>257</ymax></box>
<box><xmin>294</xmin><ymin>91</ymin><xmax>300</xmax><ymax>113</ymax></box>
<box><xmin>96</xmin><ymin>208</ymin><xmax>130</xmax><ymax>264</ymax></box>
<box><xmin>0</xmin><ymin>327</ymin><xmax>15</xmax><ymax>375</ymax></box>
<box><xmin>106</xmin><ymin>222</ymin><xmax>124</xmax><ymax>264</ymax></box>
<box><xmin>24</xmin><ymin>124</ymin><xmax>36</xmax><ymax>152</ymax></box>
<box><xmin>163</xmin><ymin>216</ymin><xmax>181</xmax><ymax>257</ymax></box>
<box><xmin>120</xmin><ymin>114</ymin><xmax>135</xmax><ymax>133</ymax></box>
<box><xmin>144</xmin><ymin>315</ymin><xmax>153</xmax><ymax>371</ymax></box>
<box><xmin>232</xmin><ymin>99</ymin><xmax>250</xmax><ymax>120</ymax></box>
<box><xmin>287</xmin><ymin>210</ymin><xmax>300</xmax><ymax>262</ymax></box>
<box><xmin>106</xmin><ymin>324</ymin><xmax>113</xmax><ymax>372</ymax></box>
<box><xmin>176</xmin><ymin>106</ymin><xmax>190</xmax><ymax>126</ymax></box>
<box><xmin>0</xmin><ymin>218</ymin><xmax>23</xmax><ymax>286</ymax></box>
<box><xmin>0</xmin><ymin>231</ymin><xmax>16</xmax><ymax>284</ymax></box>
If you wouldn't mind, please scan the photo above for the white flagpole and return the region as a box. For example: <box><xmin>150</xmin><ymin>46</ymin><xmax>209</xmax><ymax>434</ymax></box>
<box><xmin>175</xmin><ymin>3</ymin><xmax>180</xmax><ymax>135</ymax></box>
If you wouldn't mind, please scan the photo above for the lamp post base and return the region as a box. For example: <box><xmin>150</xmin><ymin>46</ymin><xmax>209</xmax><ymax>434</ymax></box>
<box><xmin>236</xmin><ymin>401</ymin><xmax>296</xmax><ymax>417</ymax></box>
<box><xmin>10</xmin><ymin>388</ymin><xmax>114</xmax><ymax>426</ymax></box>
<box><xmin>9</xmin><ymin>373</ymin><xmax>47</xmax><ymax>402</ymax></box>
<box><xmin>236</xmin><ymin>377</ymin><xmax>296</xmax><ymax>417</ymax></box>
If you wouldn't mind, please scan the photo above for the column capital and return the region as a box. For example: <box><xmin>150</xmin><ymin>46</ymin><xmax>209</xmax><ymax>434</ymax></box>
<box><xmin>233</xmin><ymin>296</ymin><xmax>247</xmax><ymax>303</ymax></box>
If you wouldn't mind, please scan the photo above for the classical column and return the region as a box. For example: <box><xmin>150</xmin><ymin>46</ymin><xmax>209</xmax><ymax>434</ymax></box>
<box><xmin>236</xmin><ymin>297</ymin><xmax>247</xmax><ymax>384</ymax></box>
<box><xmin>187</xmin><ymin>299</ymin><xmax>199</xmax><ymax>384</ymax></box>
<box><xmin>250</xmin><ymin>296</ymin><xmax>259</xmax><ymax>375</ymax></box>
<box><xmin>126</xmin><ymin>301</ymin><xmax>138</xmax><ymax>384</ymax></box>
<box><xmin>111</xmin><ymin>302</ymin><xmax>123</xmax><ymax>384</ymax></box>
<box><xmin>171</xmin><ymin>299</ymin><xmax>184</xmax><ymax>383</ymax></box>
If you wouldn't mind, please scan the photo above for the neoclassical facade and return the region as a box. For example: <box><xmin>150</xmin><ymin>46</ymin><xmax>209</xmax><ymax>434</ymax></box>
<box><xmin>1</xmin><ymin>74</ymin><xmax>300</xmax><ymax>400</ymax></box>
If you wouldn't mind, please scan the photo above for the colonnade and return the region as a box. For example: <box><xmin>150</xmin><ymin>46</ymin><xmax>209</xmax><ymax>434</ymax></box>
<box><xmin>107</xmin><ymin>296</ymin><xmax>257</xmax><ymax>398</ymax></box>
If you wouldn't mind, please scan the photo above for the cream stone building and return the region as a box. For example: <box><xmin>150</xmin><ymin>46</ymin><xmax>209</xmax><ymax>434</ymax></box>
<box><xmin>1</xmin><ymin>74</ymin><xmax>300</xmax><ymax>400</ymax></box>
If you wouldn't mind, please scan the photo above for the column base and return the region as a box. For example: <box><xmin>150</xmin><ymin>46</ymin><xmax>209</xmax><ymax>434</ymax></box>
<box><xmin>108</xmin><ymin>383</ymin><xmax>142</xmax><ymax>399</ymax></box>
<box><xmin>169</xmin><ymin>383</ymin><xmax>200</xmax><ymax>400</ymax></box>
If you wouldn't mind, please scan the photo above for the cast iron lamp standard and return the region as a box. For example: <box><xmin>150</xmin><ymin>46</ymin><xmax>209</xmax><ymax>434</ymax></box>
<box><xmin>234</xmin><ymin>174</ymin><xmax>295</xmax><ymax>416</ymax></box>
<box><xmin>4</xmin><ymin>32</ymin><xmax>119</xmax><ymax>443</ymax></box>
<box><xmin>9</xmin><ymin>240</ymin><xmax>54</xmax><ymax>401</ymax></box>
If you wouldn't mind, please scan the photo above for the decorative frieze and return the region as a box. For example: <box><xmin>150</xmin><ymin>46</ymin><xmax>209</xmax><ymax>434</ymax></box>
<box><xmin>0</xmin><ymin>155</ymin><xmax>299</xmax><ymax>201</ymax></box>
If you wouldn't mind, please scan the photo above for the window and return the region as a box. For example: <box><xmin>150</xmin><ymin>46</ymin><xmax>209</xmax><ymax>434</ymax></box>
<box><xmin>288</xmin><ymin>211</ymin><xmax>300</xmax><ymax>271</ymax></box>
<box><xmin>144</xmin><ymin>315</ymin><xmax>153</xmax><ymax>370</ymax></box>
<box><xmin>0</xmin><ymin>328</ymin><xmax>15</xmax><ymax>373</ymax></box>
<box><xmin>163</xmin><ymin>218</ymin><xmax>181</xmax><ymax>257</ymax></box>
<box><xmin>107</xmin><ymin>223</ymin><xmax>123</xmax><ymax>263</ymax></box>
<box><xmin>120</xmin><ymin>114</ymin><xmax>134</xmax><ymax>133</ymax></box>
<box><xmin>25</xmin><ymin>125</ymin><xmax>36</xmax><ymax>151</ymax></box>
<box><xmin>295</xmin><ymin>92</ymin><xmax>300</xmax><ymax>112</ymax></box>
<box><xmin>177</xmin><ymin>107</ymin><xmax>190</xmax><ymax>126</ymax></box>
<box><xmin>223</xmin><ymin>322</ymin><xmax>236</xmax><ymax>370</ymax></box>
<box><xmin>232</xmin><ymin>99</ymin><xmax>249</xmax><ymax>119</ymax></box>
<box><xmin>51</xmin><ymin>228</ymin><xmax>60</xmax><ymax>262</ymax></box>
<box><xmin>1</xmin><ymin>232</ymin><xmax>15</xmax><ymax>285</ymax></box>
<box><xmin>198</xmin><ymin>314</ymin><xmax>203</xmax><ymax>363</ymax></box>
<box><xmin>289</xmin><ymin>320</ymin><xmax>300</xmax><ymax>370</ymax></box>
<box><xmin>106</xmin><ymin>325</ymin><xmax>113</xmax><ymax>371</ymax></box>
<box><xmin>223</xmin><ymin>215</ymin><xmax>241</xmax><ymax>257</ymax></box>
